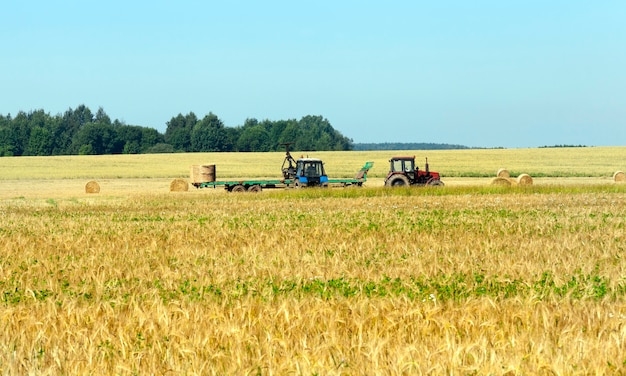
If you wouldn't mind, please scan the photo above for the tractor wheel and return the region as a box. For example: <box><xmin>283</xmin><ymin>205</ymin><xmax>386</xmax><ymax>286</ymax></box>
<box><xmin>293</xmin><ymin>179</ymin><xmax>301</xmax><ymax>189</ymax></box>
<box><xmin>428</xmin><ymin>179</ymin><xmax>444</xmax><ymax>186</ymax></box>
<box><xmin>231</xmin><ymin>185</ymin><xmax>246</xmax><ymax>193</ymax></box>
<box><xmin>386</xmin><ymin>175</ymin><xmax>410</xmax><ymax>187</ymax></box>
<box><xmin>247</xmin><ymin>185</ymin><xmax>262</xmax><ymax>192</ymax></box>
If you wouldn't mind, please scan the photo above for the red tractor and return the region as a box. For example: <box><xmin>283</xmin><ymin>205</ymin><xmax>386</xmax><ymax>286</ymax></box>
<box><xmin>384</xmin><ymin>156</ymin><xmax>444</xmax><ymax>187</ymax></box>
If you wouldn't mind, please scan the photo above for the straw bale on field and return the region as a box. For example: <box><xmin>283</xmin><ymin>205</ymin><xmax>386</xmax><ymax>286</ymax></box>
<box><xmin>496</xmin><ymin>168</ymin><xmax>510</xmax><ymax>178</ymax></box>
<box><xmin>516</xmin><ymin>173</ymin><xmax>533</xmax><ymax>186</ymax></box>
<box><xmin>491</xmin><ymin>177</ymin><xmax>513</xmax><ymax>186</ymax></box>
<box><xmin>85</xmin><ymin>180</ymin><xmax>100</xmax><ymax>193</ymax></box>
<box><xmin>170</xmin><ymin>178</ymin><xmax>189</xmax><ymax>192</ymax></box>
<box><xmin>614</xmin><ymin>171</ymin><xmax>626</xmax><ymax>182</ymax></box>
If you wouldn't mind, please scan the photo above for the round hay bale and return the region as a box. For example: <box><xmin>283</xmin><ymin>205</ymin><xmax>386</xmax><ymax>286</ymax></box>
<box><xmin>496</xmin><ymin>168</ymin><xmax>510</xmax><ymax>178</ymax></box>
<box><xmin>516</xmin><ymin>173</ymin><xmax>533</xmax><ymax>186</ymax></box>
<box><xmin>85</xmin><ymin>180</ymin><xmax>100</xmax><ymax>194</ymax></box>
<box><xmin>201</xmin><ymin>164</ymin><xmax>216</xmax><ymax>182</ymax></box>
<box><xmin>170</xmin><ymin>178</ymin><xmax>189</xmax><ymax>192</ymax></box>
<box><xmin>190</xmin><ymin>164</ymin><xmax>216</xmax><ymax>184</ymax></box>
<box><xmin>613</xmin><ymin>171</ymin><xmax>626</xmax><ymax>182</ymax></box>
<box><xmin>491</xmin><ymin>177</ymin><xmax>512</xmax><ymax>187</ymax></box>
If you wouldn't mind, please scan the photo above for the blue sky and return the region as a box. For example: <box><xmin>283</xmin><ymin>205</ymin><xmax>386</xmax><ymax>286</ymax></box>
<box><xmin>2</xmin><ymin>1</ymin><xmax>625</xmax><ymax>148</ymax></box>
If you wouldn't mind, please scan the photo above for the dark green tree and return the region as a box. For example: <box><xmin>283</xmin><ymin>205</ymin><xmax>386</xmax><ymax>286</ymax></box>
<box><xmin>26</xmin><ymin>126</ymin><xmax>54</xmax><ymax>156</ymax></box>
<box><xmin>166</xmin><ymin>127</ymin><xmax>191</xmax><ymax>152</ymax></box>
<box><xmin>140</xmin><ymin>127</ymin><xmax>164</xmax><ymax>152</ymax></box>
<box><xmin>115</xmin><ymin>125</ymin><xmax>143</xmax><ymax>154</ymax></box>
<box><xmin>95</xmin><ymin>107</ymin><xmax>111</xmax><ymax>125</ymax></box>
<box><xmin>237</xmin><ymin>125</ymin><xmax>271</xmax><ymax>151</ymax></box>
<box><xmin>165</xmin><ymin>112</ymin><xmax>197</xmax><ymax>152</ymax></box>
<box><xmin>191</xmin><ymin>113</ymin><xmax>229</xmax><ymax>152</ymax></box>
<box><xmin>7</xmin><ymin>111</ymin><xmax>30</xmax><ymax>156</ymax></box>
<box><xmin>277</xmin><ymin>121</ymin><xmax>300</xmax><ymax>148</ymax></box>
<box><xmin>0</xmin><ymin>114</ymin><xmax>15</xmax><ymax>156</ymax></box>
<box><xmin>266</xmin><ymin>119</ymin><xmax>289</xmax><ymax>150</ymax></box>
<box><xmin>54</xmin><ymin>105</ymin><xmax>94</xmax><ymax>154</ymax></box>
<box><xmin>72</xmin><ymin>122</ymin><xmax>116</xmax><ymax>155</ymax></box>
<box><xmin>224</xmin><ymin>126</ymin><xmax>242</xmax><ymax>151</ymax></box>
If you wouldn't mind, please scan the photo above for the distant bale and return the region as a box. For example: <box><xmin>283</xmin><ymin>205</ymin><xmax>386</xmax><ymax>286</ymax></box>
<box><xmin>170</xmin><ymin>178</ymin><xmax>189</xmax><ymax>192</ymax></box>
<box><xmin>85</xmin><ymin>181</ymin><xmax>100</xmax><ymax>194</ymax></box>
<box><xmin>614</xmin><ymin>171</ymin><xmax>626</xmax><ymax>183</ymax></box>
<box><xmin>491</xmin><ymin>177</ymin><xmax>513</xmax><ymax>187</ymax></box>
<box><xmin>516</xmin><ymin>173</ymin><xmax>533</xmax><ymax>186</ymax></box>
<box><xmin>496</xmin><ymin>168</ymin><xmax>510</xmax><ymax>178</ymax></box>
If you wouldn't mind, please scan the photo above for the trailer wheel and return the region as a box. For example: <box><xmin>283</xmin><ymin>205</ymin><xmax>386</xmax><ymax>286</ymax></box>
<box><xmin>231</xmin><ymin>185</ymin><xmax>246</xmax><ymax>192</ymax></box>
<box><xmin>386</xmin><ymin>175</ymin><xmax>410</xmax><ymax>187</ymax></box>
<box><xmin>247</xmin><ymin>185</ymin><xmax>262</xmax><ymax>192</ymax></box>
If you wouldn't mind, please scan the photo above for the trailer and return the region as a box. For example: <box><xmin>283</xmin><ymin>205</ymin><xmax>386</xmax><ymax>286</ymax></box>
<box><xmin>191</xmin><ymin>145</ymin><xmax>373</xmax><ymax>192</ymax></box>
<box><xmin>327</xmin><ymin>161</ymin><xmax>374</xmax><ymax>187</ymax></box>
<box><xmin>194</xmin><ymin>178</ymin><xmax>291</xmax><ymax>192</ymax></box>
<box><xmin>192</xmin><ymin>161</ymin><xmax>374</xmax><ymax>192</ymax></box>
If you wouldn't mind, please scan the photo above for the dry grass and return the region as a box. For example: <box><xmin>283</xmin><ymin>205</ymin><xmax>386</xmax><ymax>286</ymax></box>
<box><xmin>1</xmin><ymin>146</ymin><xmax>626</xmax><ymax>180</ymax></box>
<box><xmin>1</xmin><ymin>189</ymin><xmax>626</xmax><ymax>374</ymax></box>
<box><xmin>1</xmin><ymin>149</ymin><xmax>626</xmax><ymax>373</ymax></box>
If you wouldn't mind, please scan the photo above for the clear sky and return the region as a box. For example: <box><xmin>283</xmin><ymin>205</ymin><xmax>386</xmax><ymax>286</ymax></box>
<box><xmin>2</xmin><ymin>1</ymin><xmax>625</xmax><ymax>148</ymax></box>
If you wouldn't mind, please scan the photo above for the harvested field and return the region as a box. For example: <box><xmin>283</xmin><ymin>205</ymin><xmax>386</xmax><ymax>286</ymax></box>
<box><xmin>1</xmin><ymin>147</ymin><xmax>626</xmax><ymax>180</ymax></box>
<box><xmin>1</xmin><ymin>149</ymin><xmax>626</xmax><ymax>373</ymax></box>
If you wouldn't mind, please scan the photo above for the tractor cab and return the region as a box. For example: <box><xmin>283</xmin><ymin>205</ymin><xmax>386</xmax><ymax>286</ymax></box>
<box><xmin>294</xmin><ymin>158</ymin><xmax>329</xmax><ymax>187</ymax></box>
<box><xmin>390</xmin><ymin>157</ymin><xmax>417</xmax><ymax>175</ymax></box>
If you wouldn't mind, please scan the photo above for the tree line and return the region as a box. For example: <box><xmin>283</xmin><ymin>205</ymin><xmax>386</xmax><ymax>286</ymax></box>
<box><xmin>353</xmin><ymin>142</ymin><xmax>471</xmax><ymax>151</ymax></box>
<box><xmin>0</xmin><ymin>105</ymin><xmax>353</xmax><ymax>156</ymax></box>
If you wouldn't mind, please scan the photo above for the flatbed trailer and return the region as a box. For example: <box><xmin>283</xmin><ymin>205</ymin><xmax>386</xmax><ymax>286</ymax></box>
<box><xmin>193</xmin><ymin>161</ymin><xmax>374</xmax><ymax>192</ymax></box>
<box><xmin>194</xmin><ymin>179</ymin><xmax>292</xmax><ymax>192</ymax></box>
<box><xmin>327</xmin><ymin>161</ymin><xmax>374</xmax><ymax>187</ymax></box>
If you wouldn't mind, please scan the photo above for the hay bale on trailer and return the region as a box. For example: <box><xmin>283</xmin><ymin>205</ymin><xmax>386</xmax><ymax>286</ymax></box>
<box><xmin>516</xmin><ymin>174</ymin><xmax>533</xmax><ymax>186</ymax></box>
<box><xmin>613</xmin><ymin>171</ymin><xmax>626</xmax><ymax>183</ymax></box>
<box><xmin>170</xmin><ymin>178</ymin><xmax>189</xmax><ymax>192</ymax></box>
<box><xmin>190</xmin><ymin>164</ymin><xmax>216</xmax><ymax>184</ymax></box>
<box><xmin>496</xmin><ymin>168</ymin><xmax>510</xmax><ymax>178</ymax></box>
<box><xmin>85</xmin><ymin>181</ymin><xmax>100</xmax><ymax>194</ymax></box>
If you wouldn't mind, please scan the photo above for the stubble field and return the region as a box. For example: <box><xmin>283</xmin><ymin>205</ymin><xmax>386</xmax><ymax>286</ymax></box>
<box><xmin>1</xmin><ymin>148</ymin><xmax>626</xmax><ymax>374</ymax></box>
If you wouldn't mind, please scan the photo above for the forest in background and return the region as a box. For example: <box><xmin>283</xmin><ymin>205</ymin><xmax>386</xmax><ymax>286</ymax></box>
<box><xmin>0</xmin><ymin>105</ymin><xmax>353</xmax><ymax>156</ymax></box>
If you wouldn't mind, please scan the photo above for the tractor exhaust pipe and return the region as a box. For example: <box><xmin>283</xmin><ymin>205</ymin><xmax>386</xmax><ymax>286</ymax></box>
<box><xmin>425</xmin><ymin>157</ymin><xmax>429</xmax><ymax>174</ymax></box>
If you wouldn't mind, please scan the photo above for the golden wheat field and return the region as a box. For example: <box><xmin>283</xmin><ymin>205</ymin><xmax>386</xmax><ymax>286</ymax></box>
<box><xmin>1</xmin><ymin>148</ymin><xmax>626</xmax><ymax>374</ymax></box>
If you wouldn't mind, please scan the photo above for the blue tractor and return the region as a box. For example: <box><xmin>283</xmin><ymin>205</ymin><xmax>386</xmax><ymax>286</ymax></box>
<box><xmin>280</xmin><ymin>143</ymin><xmax>329</xmax><ymax>188</ymax></box>
<box><xmin>293</xmin><ymin>158</ymin><xmax>329</xmax><ymax>188</ymax></box>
